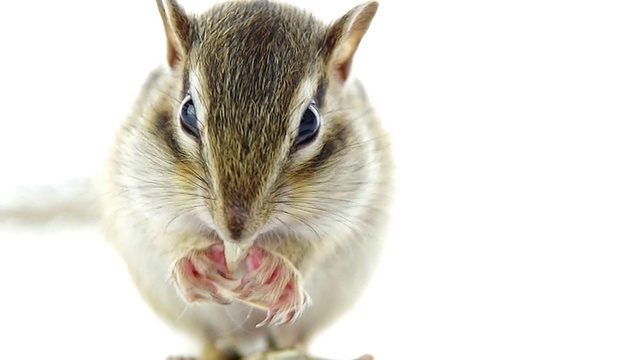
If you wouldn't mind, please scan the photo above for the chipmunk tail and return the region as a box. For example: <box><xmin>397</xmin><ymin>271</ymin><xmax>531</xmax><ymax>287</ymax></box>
<box><xmin>0</xmin><ymin>178</ymin><xmax>101</xmax><ymax>228</ymax></box>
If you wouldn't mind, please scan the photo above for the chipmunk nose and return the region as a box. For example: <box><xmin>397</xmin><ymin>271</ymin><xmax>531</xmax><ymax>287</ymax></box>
<box><xmin>225</xmin><ymin>203</ymin><xmax>250</xmax><ymax>241</ymax></box>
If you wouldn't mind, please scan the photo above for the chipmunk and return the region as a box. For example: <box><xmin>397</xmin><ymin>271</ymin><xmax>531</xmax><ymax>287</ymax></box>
<box><xmin>29</xmin><ymin>0</ymin><xmax>391</xmax><ymax>359</ymax></box>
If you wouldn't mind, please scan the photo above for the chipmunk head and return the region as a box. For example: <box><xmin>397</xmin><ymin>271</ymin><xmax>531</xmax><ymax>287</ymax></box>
<box><xmin>150</xmin><ymin>0</ymin><xmax>379</xmax><ymax>247</ymax></box>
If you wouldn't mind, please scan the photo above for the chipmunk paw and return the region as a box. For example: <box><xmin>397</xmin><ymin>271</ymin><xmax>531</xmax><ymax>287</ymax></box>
<box><xmin>171</xmin><ymin>242</ymin><xmax>234</xmax><ymax>304</ymax></box>
<box><xmin>234</xmin><ymin>247</ymin><xmax>310</xmax><ymax>327</ymax></box>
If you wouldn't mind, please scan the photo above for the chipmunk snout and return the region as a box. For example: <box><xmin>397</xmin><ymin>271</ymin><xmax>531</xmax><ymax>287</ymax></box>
<box><xmin>224</xmin><ymin>202</ymin><xmax>251</xmax><ymax>241</ymax></box>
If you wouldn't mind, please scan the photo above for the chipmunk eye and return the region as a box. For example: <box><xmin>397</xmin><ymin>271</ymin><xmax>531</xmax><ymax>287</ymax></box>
<box><xmin>180</xmin><ymin>95</ymin><xmax>200</xmax><ymax>139</ymax></box>
<box><xmin>294</xmin><ymin>102</ymin><xmax>320</xmax><ymax>147</ymax></box>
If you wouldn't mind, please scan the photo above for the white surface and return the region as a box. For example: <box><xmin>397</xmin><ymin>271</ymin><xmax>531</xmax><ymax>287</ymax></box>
<box><xmin>1</xmin><ymin>0</ymin><xmax>639</xmax><ymax>359</ymax></box>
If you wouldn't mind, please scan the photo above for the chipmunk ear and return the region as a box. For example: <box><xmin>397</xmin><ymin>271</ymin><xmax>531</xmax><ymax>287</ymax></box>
<box><xmin>156</xmin><ymin>0</ymin><xmax>192</xmax><ymax>68</ymax></box>
<box><xmin>324</xmin><ymin>1</ymin><xmax>378</xmax><ymax>83</ymax></box>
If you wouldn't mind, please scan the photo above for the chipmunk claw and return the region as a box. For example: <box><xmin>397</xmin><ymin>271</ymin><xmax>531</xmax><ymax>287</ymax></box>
<box><xmin>256</xmin><ymin>308</ymin><xmax>294</xmax><ymax>328</ymax></box>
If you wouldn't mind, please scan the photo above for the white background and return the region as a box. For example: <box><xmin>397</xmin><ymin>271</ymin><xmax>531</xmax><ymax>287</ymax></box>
<box><xmin>0</xmin><ymin>0</ymin><xmax>639</xmax><ymax>359</ymax></box>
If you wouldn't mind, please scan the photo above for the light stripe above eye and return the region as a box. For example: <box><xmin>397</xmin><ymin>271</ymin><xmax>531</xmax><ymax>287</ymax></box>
<box><xmin>287</xmin><ymin>77</ymin><xmax>318</xmax><ymax>133</ymax></box>
<box><xmin>188</xmin><ymin>70</ymin><xmax>208</xmax><ymax>126</ymax></box>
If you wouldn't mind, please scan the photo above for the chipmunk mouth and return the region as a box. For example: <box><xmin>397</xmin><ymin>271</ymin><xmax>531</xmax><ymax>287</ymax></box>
<box><xmin>223</xmin><ymin>241</ymin><xmax>250</xmax><ymax>273</ymax></box>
